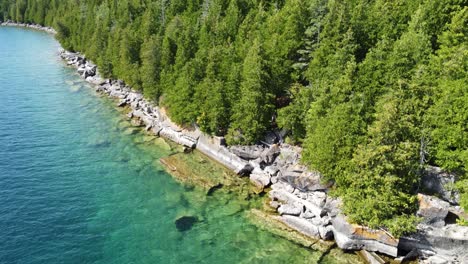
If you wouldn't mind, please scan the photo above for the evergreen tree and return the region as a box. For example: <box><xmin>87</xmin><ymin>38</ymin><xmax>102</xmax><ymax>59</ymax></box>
<box><xmin>227</xmin><ymin>38</ymin><xmax>273</xmax><ymax>144</ymax></box>
<box><xmin>342</xmin><ymin>93</ymin><xmax>421</xmax><ymax>236</ymax></box>
<box><xmin>140</xmin><ymin>35</ymin><xmax>163</xmax><ymax>101</ymax></box>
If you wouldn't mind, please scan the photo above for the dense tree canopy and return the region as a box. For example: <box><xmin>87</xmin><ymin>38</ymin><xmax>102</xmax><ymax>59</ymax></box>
<box><xmin>1</xmin><ymin>0</ymin><xmax>467</xmax><ymax>235</ymax></box>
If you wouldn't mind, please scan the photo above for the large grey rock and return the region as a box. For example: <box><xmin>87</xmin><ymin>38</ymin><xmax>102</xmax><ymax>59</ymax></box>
<box><xmin>278</xmin><ymin>203</ymin><xmax>303</xmax><ymax>216</ymax></box>
<box><xmin>85</xmin><ymin>75</ymin><xmax>104</xmax><ymax>85</ymax></box>
<box><xmin>422</xmin><ymin>166</ymin><xmax>459</xmax><ymax>205</ymax></box>
<box><xmin>331</xmin><ymin>214</ymin><xmax>399</xmax><ymax>257</ymax></box>
<box><xmin>260</xmin><ymin>145</ymin><xmax>281</xmax><ymax>165</ymax></box>
<box><xmin>152</xmin><ymin>122</ymin><xmax>163</xmax><ymax>136</ymax></box>
<box><xmin>269</xmin><ymin>187</ymin><xmax>324</xmax><ymax>217</ymax></box>
<box><xmin>264</xmin><ymin>165</ymin><xmax>279</xmax><ymax>176</ymax></box>
<box><xmin>300</xmin><ymin>210</ymin><xmax>316</xmax><ymax>219</ymax></box>
<box><xmin>421</xmin><ymin>255</ymin><xmax>451</xmax><ymax>264</ymax></box>
<box><xmin>275</xmin><ymin>145</ymin><xmax>301</xmax><ymax>167</ymax></box>
<box><xmin>230</xmin><ymin>145</ymin><xmax>264</xmax><ymax>160</ymax></box>
<box><xmin>77</xmin><ymin>66</ymin><xmax>86</xmax><ymax>75</ymax></box>
<box><xmin>281</xmin><ymin>164</ymin><xmax>305</xmax><ymax>178</ymax></box>
<box><xmin>280</xmin><ymin>215</ymin><xmax>320</xmax><ymax>238</ymax></box>
<box><xmin>417</xmin><ymin>194</ymin><xmax>450</xmax><ymax>227</ymax></box>
<box><xmin>279</xmin><ymin>173</ymin><xmax>330</xmax><ymax>192</ymax></box>
<box><xmin>196</xmin><ymin>134</ymin><xmax>253</xmax><ymax>175</ymax></box>
<box><xmin>127</xmin><ymin>91</ymin><xmax>143</xmax><ymax>102</ymax></box>
<box><xmin>130</xmin><ymin>100</ymin><xmax>140</xmax><ymax>109</ymax></box>
<box><xmin>427</xmin><ymin>225</ymin><xmax>468</xmax><ymax>259</ymax></box>
<box><xmin>159</xmin><ymin>127</ymin><xmax>197</xmax><ymax>148</ymax></box>
<box><xmin>249</xmin><ymin>171</ymin><xmax>271</xmax><ymax>188</ymax></box>
<box><xmin>319</xmin><ymin>215</ymin><xmax>331</xmax><ymax>226</ymax></box>
<box><xmin>263</xmin><ymin>131</ymin><xmax>280</xmax><ymax>145</ymax></box>
<box><xmin>110</xmin><ymin>90</ymin><xmax>126</xmax><ymax>99</ymax></box>
<box><xmin>307</xmin><ymin>191</ymin><xmax>327</xmax><ymax>208</ymax></box>
<box><xmin>319</xmin><ymin>225</ymin><xmax>334</xmax><ymax>240</ymax></box>
<box><xmin>271</xmin><ymin>181</ymin><xmax>295</xmax><ymax>193</ymax></box>
<box><xmin>323</xmin><ymin>197</ymin><xmax>342</xmax><ymax>217</ymax></box>
<box><xmin>132</xmin><ymin>110</ymin><xmax>155</xmax><ymax>127</ymax></box>
<box><xmin>181</xmin><ymin>127</ymin><xmax>202</xmax><ymax>142</ymax></box>
<box><xmin>399</xmin><ymin>224</ymin><xmax>468</xmax><ymax>263</ymax></box>
<box><xmin>270</xmin><ymin>180</ymin><xmax>286</xmax><ymax>191</ymax></box>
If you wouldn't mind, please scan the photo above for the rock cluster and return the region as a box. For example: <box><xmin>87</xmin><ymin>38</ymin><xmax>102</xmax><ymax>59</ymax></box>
<box><xmin>59</xmin><ymin>49</ymin><xmax>468</xmax><ymax>263</ymax></box>
<box><xmin>0</xmin><ymin>20</ymin><xmax>56</xmax><ymax>34</ymax></box>
<box><xmin>61</xmin><ymin>50</ymin><xmax>200</xmax><ymax>149</ymax></box>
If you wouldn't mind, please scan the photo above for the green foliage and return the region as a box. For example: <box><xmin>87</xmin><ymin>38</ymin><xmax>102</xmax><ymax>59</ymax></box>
<box><xmin>426</xmin><ymin>7</ymin><xmax>468</xmax><ymax>212</ymax></box>
<box><xmin>54</xmin><ymin>20</ymin><xmax>72</xmax><ymax>50</ymax></box>
<box><xmin>140</xmin><ymin>35</ymin><xmax>163</xmax><ymax>101</ymax></box>
<box><xmin>276</xmin><ymin>83</ymin><xmax>313</xmax><ymax>143</ymax></box>
<box><xmin>428</xmin><ymin>79</ymin><xmax>468</xmax><ymax>172</ymax></box>
<box><xmin>303</xmin><ymin>60</ymin><xmax>365</xmax><ymax>183</ymax></box>
<box><xmin>227</xmin><ymin>38</ymin><xmax>274</xmax><ymax>144</ymax></box>
<box><xmin>457</xmin><ymin>179</ymin><xmax>468</xmax><ymax>217</ymax></box>
<box><xmin>382</xmin><ymin>215</ymin><xmax>421</xmax><ymax>238</ymax></box>
<box><xmin>341</xmin><ymin>94</ymin><xmax>421</xmax><ymax>235</ymax></box>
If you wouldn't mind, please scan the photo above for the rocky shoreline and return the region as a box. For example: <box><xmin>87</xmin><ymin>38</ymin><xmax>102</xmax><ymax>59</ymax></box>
<box><xmin>3</xmin><ymin>21</ymin><xmax>467</xmax><ymax>264</ymax></box>
<box><xmin>0</xmin><ymin>21</ymin><xmax>56</xmax><ymax>34</ymax></box>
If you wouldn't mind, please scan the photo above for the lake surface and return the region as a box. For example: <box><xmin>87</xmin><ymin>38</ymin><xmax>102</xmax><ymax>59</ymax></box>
<box><xmin>0</xmin><ymin>27</ymin><xmax>350</xmax><ymax>264</ymax></box>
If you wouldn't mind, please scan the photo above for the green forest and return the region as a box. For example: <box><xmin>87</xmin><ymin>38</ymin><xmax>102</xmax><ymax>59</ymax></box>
<box><xmin>1</xmin><ymin>0</ymin><xmax>467</xmax><ymax>236</ymax></box>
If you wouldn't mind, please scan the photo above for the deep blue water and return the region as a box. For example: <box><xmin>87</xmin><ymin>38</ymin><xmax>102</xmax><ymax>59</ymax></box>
<box><xmin>0</xmin><ymin>27</ymin><xmax>349</xmax><ymax>264</ymax></box>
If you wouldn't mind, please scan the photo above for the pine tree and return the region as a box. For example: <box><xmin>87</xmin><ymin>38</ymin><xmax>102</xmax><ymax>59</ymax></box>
<box><xmin>342</xmin><ymin>93</ymin><xmax>420</xmax><ymax>236</ymax></box>
<box><xmin>140</xmin><ymin>35</ymin><xmax>163</xmax><ymax>101</ymax></box>
<box><xmin>227</xmin><ymin>38</ymin><xmax>274</xmax><ymax>144</ymax></box>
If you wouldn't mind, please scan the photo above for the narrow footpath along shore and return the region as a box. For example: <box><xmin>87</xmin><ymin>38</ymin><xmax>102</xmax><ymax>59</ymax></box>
<box><xmin>3</xmin><ymin>21</ymin><xmax>467</xmax><ymax>264</ymax></box>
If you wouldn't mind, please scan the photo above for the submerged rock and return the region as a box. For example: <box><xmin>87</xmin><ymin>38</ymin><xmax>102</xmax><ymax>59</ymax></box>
<box><xmin>175</xmin><ymin>216</ymin><xmax>198</xmax><ymax>232</ymax></box>
<box><xmin>206</xmin><ymin>183</ymin><xmax>223</xmax><ymax>196</ymax></box>
<box><xmin>358</xmin><ymin>250</ymin><xmax>386</xmax><ymax>264</ymax></box>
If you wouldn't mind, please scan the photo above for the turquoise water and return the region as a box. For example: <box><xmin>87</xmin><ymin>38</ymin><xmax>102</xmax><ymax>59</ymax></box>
<box><xmin>0</xmin><ymin>27</ymin><xmax>349</xmax><ymax>264</ymax></box>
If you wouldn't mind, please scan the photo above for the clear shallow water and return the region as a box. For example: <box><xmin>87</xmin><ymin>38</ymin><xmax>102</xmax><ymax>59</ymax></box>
<box><xmin>0</xmin><ymin>27</ymin><xmax>347</xmax><ymax>264</ymax></box>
